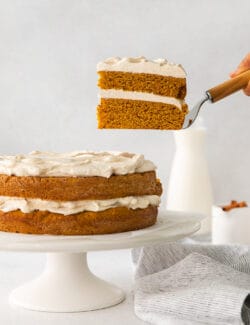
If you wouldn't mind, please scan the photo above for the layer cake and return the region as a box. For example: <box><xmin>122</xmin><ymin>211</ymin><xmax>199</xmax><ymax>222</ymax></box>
<box><xmin>0</xmin><ymin>151</ymin><xmax>162</xmax><ymax>235</ymax></box>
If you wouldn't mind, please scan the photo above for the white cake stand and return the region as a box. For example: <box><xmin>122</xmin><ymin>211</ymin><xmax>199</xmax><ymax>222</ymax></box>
<box><xmin>0</xmin><ymin>210</ymin><xmax>202</xmax><ymax>312</ymax></box>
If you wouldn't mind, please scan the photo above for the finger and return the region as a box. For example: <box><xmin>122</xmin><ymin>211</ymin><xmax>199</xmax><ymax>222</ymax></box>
<box><xmin>243</xmin><ymin>80</ymin><xmax>250</xmax><ymax>96</ymax></box>
<box><xmin>231</xmin><ymin>53</ymin><xmax>250</xmax><ymax>77</ymax></box>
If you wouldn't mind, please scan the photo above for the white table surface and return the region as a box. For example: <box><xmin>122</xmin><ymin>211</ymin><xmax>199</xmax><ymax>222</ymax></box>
<box><xmin>0</xmin><ymin>249</ymin><xmax>146</xmax><ymax>325</ymax></box>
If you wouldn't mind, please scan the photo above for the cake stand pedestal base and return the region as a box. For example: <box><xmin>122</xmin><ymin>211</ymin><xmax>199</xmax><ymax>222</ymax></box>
<box><xmin>10</xmin><ymin>252</ymin><xmax>125</xmax><ymax>312</ymax></box>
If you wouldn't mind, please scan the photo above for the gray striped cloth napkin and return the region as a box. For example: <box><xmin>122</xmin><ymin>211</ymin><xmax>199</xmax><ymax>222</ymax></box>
<box><xmin>132</xmin><ymin>239</ymin><xmax>250</xmax><ymax>324</ymax></box>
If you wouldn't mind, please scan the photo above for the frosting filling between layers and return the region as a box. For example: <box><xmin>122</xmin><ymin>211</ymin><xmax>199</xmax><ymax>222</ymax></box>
<box><xmin>99</xmin><ymin>89</ymin><xmax>184</xmax><ymax>110</ymax></box>
<box><xmin>0</xmin><ymin>151</ymin><xmax>156</xmax><ymax>177</ymax></box>
<box><xmin>0</xmin><ymin>195</ymin><xmax>161</xmax><ymax>215</ymax></box>
<box><xmin>97</xmin><ymin>56</ymin><xmax>186</xmax><ymax>78</ymax></box>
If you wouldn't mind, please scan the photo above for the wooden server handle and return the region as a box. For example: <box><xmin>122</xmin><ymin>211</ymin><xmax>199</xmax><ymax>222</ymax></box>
<box><xmin>207</xmin><ymin>70</ymin><xmax>250</xmax><ymax>102</ymax></box>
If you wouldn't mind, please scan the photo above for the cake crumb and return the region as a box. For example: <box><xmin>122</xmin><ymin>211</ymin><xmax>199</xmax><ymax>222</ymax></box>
<box><xmin>222</xmin><ymin>200</ymin><xmax>248</xmax><ymax>212</ymax></box>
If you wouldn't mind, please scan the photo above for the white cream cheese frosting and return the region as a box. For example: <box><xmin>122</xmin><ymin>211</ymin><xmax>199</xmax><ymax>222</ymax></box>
<box><xmin>0</xmin><ymin>195</ymin><xmax>160</xmax><ymax>215</ymax></box>
<box><xmin>0</xmin><ymin>151</ymin><xmax>156</xmax><ymax>177</ymax></box>
<box><xmin>99</xmin><ymin>89</ymin><xmax>184</xmax><ymax>110</ymax></box>
<box><xmin>97</xmin><ymin>56</ymin><xmax>186</xmax><ymax>78</ymax></box>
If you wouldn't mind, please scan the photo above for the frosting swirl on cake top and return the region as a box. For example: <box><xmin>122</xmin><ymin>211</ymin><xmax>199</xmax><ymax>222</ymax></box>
<box><xmin>0</xmin><ymin>151</ymin><xmax>156</xmax><ymax>177</ymax></box>
<box><xmin>97</xmin><ymin>56</ymin><xmax>186</xmax><ymax>78</ymax></box>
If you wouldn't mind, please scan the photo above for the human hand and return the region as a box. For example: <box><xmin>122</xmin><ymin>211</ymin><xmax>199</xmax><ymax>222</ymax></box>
<box><xmin>230</xmin><ymin>53</ymin><xmax>250</xmax><ymax>96</ymax></box>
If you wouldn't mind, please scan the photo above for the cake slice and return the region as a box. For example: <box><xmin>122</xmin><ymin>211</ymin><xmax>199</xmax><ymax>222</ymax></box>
<box><xmin>97</xmin><ymin>56</ymin><xmax>188</xmax><ymax>130</ymax></box>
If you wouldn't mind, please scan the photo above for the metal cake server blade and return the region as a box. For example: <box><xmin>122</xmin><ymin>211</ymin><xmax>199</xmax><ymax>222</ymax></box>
<box><xmin>182</xmin><ymin>69</ymin><xmax>250</xmax><ymax>129</ymax></box>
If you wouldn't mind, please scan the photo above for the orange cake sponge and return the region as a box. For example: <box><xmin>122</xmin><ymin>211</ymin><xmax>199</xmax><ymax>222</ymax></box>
<box><xmin>97</xmin><ymin>56</ymin><xmax>188</xmax><ymax>130</ymax></box>
<box><xmin>0</xmin><ymin>151</ymin><xmax>162</xmax><ymax>235</ymax></box>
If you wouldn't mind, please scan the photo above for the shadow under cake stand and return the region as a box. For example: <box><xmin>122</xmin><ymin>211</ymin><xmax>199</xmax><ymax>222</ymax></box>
<box><xmin>0</xmin><ymin>210</ymin><xmax>202</xmax><ymax>312</ymax></box>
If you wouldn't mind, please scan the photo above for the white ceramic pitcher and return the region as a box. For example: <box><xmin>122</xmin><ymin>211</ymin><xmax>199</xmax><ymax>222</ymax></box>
<box><xmin>166</xmin><ymin>118</ymin><xmax>213</xmax><ymax>235</ymax></box>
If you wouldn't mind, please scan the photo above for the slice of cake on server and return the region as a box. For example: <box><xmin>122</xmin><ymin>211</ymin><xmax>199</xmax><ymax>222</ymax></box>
<box><xmin>97</xmin><ymin>56</ymin><xmax>188</xmax><ymax>130</ymax></box>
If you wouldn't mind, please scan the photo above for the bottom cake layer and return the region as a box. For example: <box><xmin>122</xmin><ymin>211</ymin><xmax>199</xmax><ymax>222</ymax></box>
<box><xmin>97</xmin><ymin>98</ymin><xmax>188</xmax><ymax>130</ymax></box>
<box><xmin>0</xmin><ymin>206</ymin><xmax>157</xmax><ymax>235</ymax></box>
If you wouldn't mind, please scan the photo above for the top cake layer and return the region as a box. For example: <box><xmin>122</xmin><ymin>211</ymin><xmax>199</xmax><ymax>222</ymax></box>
<box><xmin>97</xmin><ymin>56</ymin><xmax>187</xmax><ymax>100</ymax></box>
<box><xmin>97</xmin><ymin>56</ymin><xmax>186</xmax><ymax>78</ymax></box>
<box><xmin>0</xmin><ymin>151</ymin><xmax>156</xmax><ymax>177</ymax></box>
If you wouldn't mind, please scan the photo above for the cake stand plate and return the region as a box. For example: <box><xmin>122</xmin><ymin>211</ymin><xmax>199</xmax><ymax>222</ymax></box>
<box><xmin>1</xmin><ymin>210</ymin><xmax>202</xmax><ymax>312</ymax></box>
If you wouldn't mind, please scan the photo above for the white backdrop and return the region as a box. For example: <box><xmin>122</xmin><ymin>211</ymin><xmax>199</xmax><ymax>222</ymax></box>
<box><xmin>0</xmin><ymin>0</ymin><xmax>249</xmax><ymax>204</ymax></box>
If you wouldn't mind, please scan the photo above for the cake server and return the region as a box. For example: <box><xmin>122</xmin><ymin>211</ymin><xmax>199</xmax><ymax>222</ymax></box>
<box><xmin>183</xmin><ymin>69</ymin><xmax>250</xmax><ymax>129</ymax></box>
